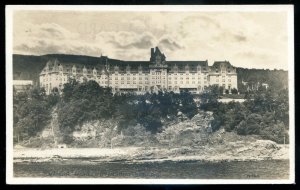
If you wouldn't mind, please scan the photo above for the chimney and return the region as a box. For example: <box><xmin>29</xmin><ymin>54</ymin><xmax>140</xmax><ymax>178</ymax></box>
<box><xmin>151</xmin><ymin>48</ymin><xmax>154</xmax><ymax>57</ymax></box>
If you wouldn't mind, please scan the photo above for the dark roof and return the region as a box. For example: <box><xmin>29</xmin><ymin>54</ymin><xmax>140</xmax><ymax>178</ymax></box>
<box><xmin>167</xmin><ymin>61</ymin><xmax>208</xmax><ymax>67</ymax></box>
<box><xmin>212</xmin><ymin>61</ymin><xmax>233</xmax><ymax>68</ymax></box>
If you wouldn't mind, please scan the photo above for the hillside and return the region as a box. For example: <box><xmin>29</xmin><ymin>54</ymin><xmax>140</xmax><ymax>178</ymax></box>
<box><xmin>13</xmin><ymin>54</ymin><xmax>101</xmax><ymax>84</ymax></box>
<box><xmin>236</xmin><ymin>67</ymin><xmax>288</xmax><ymax>92</ymax></box>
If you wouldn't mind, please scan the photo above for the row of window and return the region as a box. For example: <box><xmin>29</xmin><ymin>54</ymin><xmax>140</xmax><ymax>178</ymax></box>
<box><xmin>169</xmin><ymin>81</ymin><xmax>207</xmax><ymax>85</ymax></box>
<box><xmin>216</xmin><ymin>79</ymin><xmax>232</xmax><ymax>82</ymax></box>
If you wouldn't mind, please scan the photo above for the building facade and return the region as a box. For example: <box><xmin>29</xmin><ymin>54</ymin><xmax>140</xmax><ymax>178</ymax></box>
<box><xmin>39</xmin><ymin>47</ymin><xmax>238</xmax><ymax>95</ymax></box>
<box><xmin>13</xmin><ymin>80</ymin><xmax>33</xmax><ymax>93</ymax></box>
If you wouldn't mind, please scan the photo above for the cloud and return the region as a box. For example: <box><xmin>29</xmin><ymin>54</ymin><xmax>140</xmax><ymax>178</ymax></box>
<box><xmin>12</xmin><ymin>11</ymin><xmax>289</xmax><ymax>69</ymax></box>
<box><xmin>109</xmin><ymin>34</ymin><xmax>154</xmax><ymax>49</ymax></box>
<box><xmin>13</xmin><ymin>22</ymin><xmax>101</xmax><ymax>56</ymax></box>
<box><xmin>236</xmin><ymin>51</ymin><xmax>268</xmax><ymax>59</ymax></box>
<box><xmin>158</xmin><ymin>38</ymin><xmax>183</xmax><ymax>51</ymax></box>
<box><xmin>233</xmin><ymin>34</ymin><xmax>247</xmax><ymax>42</ymax></box>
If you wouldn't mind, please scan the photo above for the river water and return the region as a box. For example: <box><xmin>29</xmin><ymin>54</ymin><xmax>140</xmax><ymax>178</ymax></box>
<box><xmin>13</xmin><ymin>159</ymin><xmax>289</xmax><ymax>179</ymax></box>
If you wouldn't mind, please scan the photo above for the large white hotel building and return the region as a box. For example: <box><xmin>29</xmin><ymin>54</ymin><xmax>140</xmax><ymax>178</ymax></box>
<box><xmin>39</xmin><ymin>47</ymin><xmax>238</xmax><ymax>95</ymax></box>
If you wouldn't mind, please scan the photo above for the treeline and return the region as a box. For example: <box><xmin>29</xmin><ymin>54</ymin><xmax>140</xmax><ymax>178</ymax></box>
<box><xmin>13</xmin><ymin>80</ymin><xmax>198</xmax><ymax>143</ymax></box>
<box><xmin>13</xmin><ymin>87</ymin><xmax>56</xmax><ymax>142</ymax></box>
<box><xmin>13</xmin><ymin>80</ymin><xmax>289</xmax><ymax>145</ymax></box>
<box><xmin>237</xmin><ymin>68</ymin><xmax>288</xmax><ymax>93</ymax></box>
<box><xmin>200</xmin><ymin>85</ymin><xmax>289</xmax><ymax>143</ymax></box>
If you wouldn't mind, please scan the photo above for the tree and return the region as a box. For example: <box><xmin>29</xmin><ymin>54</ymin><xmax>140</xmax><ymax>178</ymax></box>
<box><xmin>16</xmin><ymin>98</ymin><xmax>51</xmax><ymax>139</ymax></box>
<box><xmin>62</xmin><ymin>78</ymin><xmax>79</xmax><ymax>102</ymax></box>
<box><xmin>231</xmin><ymin>88</ymin><xmax>238</xmax><ymax>94</ymax></box>
<box><xmin>178</xmin><ymin>90</ymin><xmax>197</xmax><ymax>119</ymax></box>
<box><xmin>200</xmin><ymin>85</ymin><xmax>219</xmax><ymax>111</ymax></box>
<box><xmin>236</xmin><ymin>113</ymin><xmax>262</xmax><ymax>135</ymax></box>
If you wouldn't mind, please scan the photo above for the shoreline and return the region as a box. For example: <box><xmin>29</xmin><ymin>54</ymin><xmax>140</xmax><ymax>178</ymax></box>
<box><xmin>13</xmin><ymin>143</ymin><xmax>289</xmax><ymax>164</ymax></box>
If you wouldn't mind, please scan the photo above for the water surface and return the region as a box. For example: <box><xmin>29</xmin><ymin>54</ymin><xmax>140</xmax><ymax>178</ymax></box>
<box><xmin>14</xmin><ymin>159</ymin><xmax>289</xmax><ymax>179</ymax></box>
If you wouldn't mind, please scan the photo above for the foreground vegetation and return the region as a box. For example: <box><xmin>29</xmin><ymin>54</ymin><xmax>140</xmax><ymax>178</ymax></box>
<box><xmin>13</xmin><ymin>79</ymin><xmax>289</xmax><ymax>146</ymax></box>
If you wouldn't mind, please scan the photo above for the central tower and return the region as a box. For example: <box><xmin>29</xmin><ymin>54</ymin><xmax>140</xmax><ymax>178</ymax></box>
<box><xmin>149</xmin><ymin>47</ymin><xmax>168</xmax><ymax>91</ymax></box>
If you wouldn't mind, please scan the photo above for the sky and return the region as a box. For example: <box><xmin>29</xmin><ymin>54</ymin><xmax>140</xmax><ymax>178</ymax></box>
<box><xmin>13</xmin><ymin>10</ymin><xmax>289</xmax><ymax>70</ymax></box>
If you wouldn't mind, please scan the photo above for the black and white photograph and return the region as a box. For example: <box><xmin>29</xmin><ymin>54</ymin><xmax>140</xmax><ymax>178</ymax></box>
<box><xmin>6</xmin><ymin>5</ymin><xmax>294</xmax><ymax>184</ymax></box>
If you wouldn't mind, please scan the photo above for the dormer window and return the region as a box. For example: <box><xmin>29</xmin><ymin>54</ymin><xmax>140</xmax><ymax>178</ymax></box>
<box><xmin>126</xmin><ymin>66</ymin><xmax>130</xmax><ymax>73</ymax></box>
<box><xmin>72</xmin><ymin>66</ymin><xmax>76</xmax><ymax>74</ymax></box>
<box><xmin>138</xmin><ymin>66</ymin><xmax>143</xmax><ymax>72</ymax></box>
<box><xmin>83</xmin><ymin>67</ymin><xmax>87</xmax><ymax>75</ymax></box>
<box><xmin>114</xmin><ymin>66</ymin><xmax>119</xmax><ymax>72</ymax></box>
<box><xmin>93</xmin><ymin>68</ymin><xmax>97</xmax><ymax>76</ymax></box>
<box><xmin>173</xmin><ymin>66</ymin><xmax>178</xmax><ymax>72</ymax></box>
